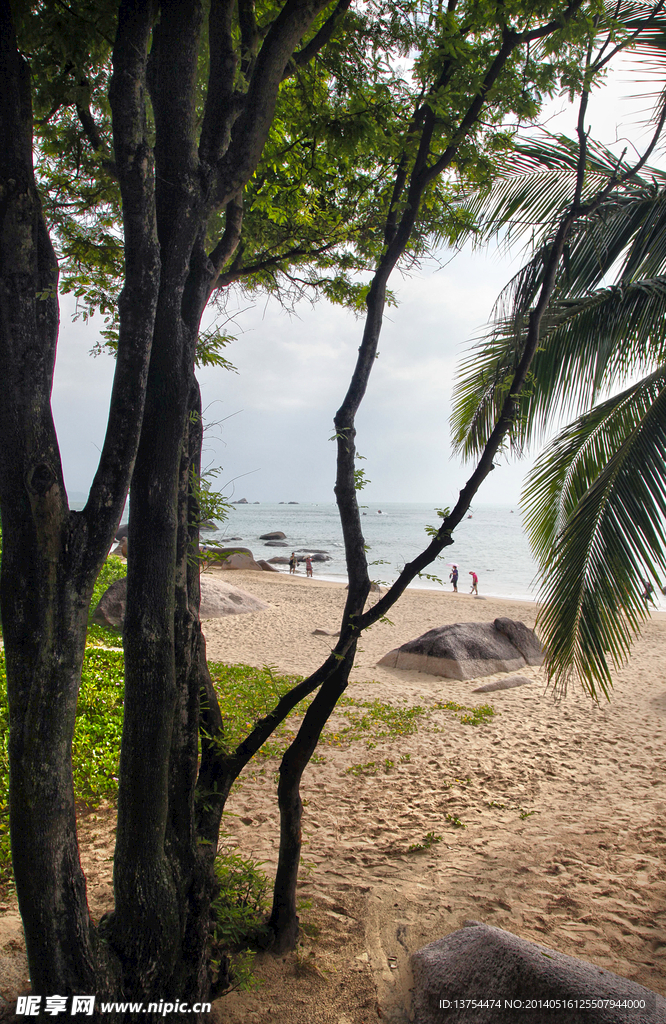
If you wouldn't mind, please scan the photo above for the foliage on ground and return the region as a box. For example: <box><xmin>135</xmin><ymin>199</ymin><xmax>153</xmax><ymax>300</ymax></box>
<box><xmin>0</xmin><ymin>655</ymin><xmax>495</xmax><ymax>891</ymax></box>
<box><xmin>209</xmin><ymin>844</ymin><xmax>270</xmax><ymax>994</ymax></box>
<box><xmin>0</xmin><ymin>647</ymin><xmax>125</xmax><ymax>893</ymax></box>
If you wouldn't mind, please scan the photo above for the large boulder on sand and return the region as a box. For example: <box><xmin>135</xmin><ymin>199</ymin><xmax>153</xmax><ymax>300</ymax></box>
<box><xmin>198</xmin><ymin>576</ymin><xmax>268</xmax><ymax>614</ymax></box>
<box><xmin>92</xmin><ymin>576</ymin><xmax>267</xmax><ymax>628</ymax></box>
<box><xmin>411</xmin><ymin>921</ymin><xmax>665</xmax><ymax>1023</ymax></box>
<box><xmin>378</xmin><ymin>619</ymin><xmax>542</xmax><ymax>680</ymax></box>
<box><xmin>216</xmin><ymin>552</ymin><xmax>264</xmax><ymax>571</ymax></box>
<box><xmin>201</xmin><ymin>546</ymin><xmax>265</xmax><ymax>570</ymax></box>
<box><xmin>493</xmin><ymin>616</ymin><xmax>543</xmax><ymax>665</ymax></box>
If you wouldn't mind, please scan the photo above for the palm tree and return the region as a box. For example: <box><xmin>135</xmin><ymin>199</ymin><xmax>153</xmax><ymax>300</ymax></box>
<box><xmin>452</xmin><ymin>131</ymin><xmax>666</xmax><ymax>698</ymax></box>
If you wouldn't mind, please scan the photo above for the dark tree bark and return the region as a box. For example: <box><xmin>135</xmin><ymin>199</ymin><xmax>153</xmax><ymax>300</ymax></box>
<box><xmin>1</xmin><ymin>0</ymin><xmax>338</xmax><ymax>1004</ymax></box>
<box><xmin>268</xmin><ymin>647</ymin><xmax>355</xmax><ymax>952</ymax></box>
<box><xmin>107</xmin><ymin>0</ymin><xmax>339</xmax><ymax>1001</ymax></box>
<box><xmin>0</xmin><ymin>0</ymin><xmax>159</xmax><ymax>996</ymax></box>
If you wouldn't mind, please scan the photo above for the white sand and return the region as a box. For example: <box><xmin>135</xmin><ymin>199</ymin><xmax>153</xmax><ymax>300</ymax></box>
<box><xmin>204</xmin><ymin>568</ymin><xmax>666</xmax><ymax>1021</ymax></box>
<box><xmin>2</xmin><ymin>567</ymin><xmax>664</xmax><ymax>1022</ymax></box>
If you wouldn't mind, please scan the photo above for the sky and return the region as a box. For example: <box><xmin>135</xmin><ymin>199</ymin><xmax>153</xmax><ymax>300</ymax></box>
<box><xmin>51</xmin><ymin>54</ymin><xmax>663</xmax><ymax>508</ymax></box>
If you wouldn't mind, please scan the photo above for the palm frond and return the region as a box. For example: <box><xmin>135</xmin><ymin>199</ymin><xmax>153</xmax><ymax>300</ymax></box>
<box><xmin>522</xmin><ymin>368</ymin><xmax>666</xmax><ymax>698</ymax></box>
<box><xmin>458</xmin><ymin>133</ymin><xmax>664</xmax><ymax>250</ymax></box>
<box><xmin>451</xmin><ymin>185</ymin><xmax>666</xmax><ymax>459</ymax></box>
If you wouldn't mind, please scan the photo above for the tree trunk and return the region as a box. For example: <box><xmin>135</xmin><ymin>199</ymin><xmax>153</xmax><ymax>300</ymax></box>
<box><xmin>269</xmin><ymin>647</ymin><xmax>355</xmax><ymax>951</ymax></box>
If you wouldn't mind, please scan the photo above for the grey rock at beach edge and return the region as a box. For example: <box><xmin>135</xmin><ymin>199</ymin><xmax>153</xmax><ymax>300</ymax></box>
<box><xmin>494</xmin><ymin>617</ymin><xmax>543</xmax><ymax>665</ymax></box>
<box><xmin>200</xmin><ymin>546</ymin><xmax>266</xmax><ymax>571</ymax></box>
<box><xmin>92</xmin><ymin>576</ymin><xmax>268</xmax><ymax>628</ymax></box>
<box><xmin>378</xmin><ymin>619</ymin><xmax>542</xmax><ymax>680</ymax></box>
<box><xmin>473</xmin><ymin>674</ymin><xmax>533</xmax><ymax>693</ymax></box>
<box><xmin>256</xmin><ymin>559</ymin><xmax>280</xmax><ymax>572</ymax></box>
<box><xmin>411</xmin><ymin>921</ymin><xmax>665</xmax><ymax>1024</ymax></box>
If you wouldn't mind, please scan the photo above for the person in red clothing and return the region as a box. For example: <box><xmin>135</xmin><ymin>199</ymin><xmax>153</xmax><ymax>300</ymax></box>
<box><xmin>305</xmin><ymin>555</ymin><xmax>313</xmax><ymax>578</ymax></box>
<box><xmin>469</xmin><ymin>570</ymin><xmax>478</xmax><ymax>596</ymax></box>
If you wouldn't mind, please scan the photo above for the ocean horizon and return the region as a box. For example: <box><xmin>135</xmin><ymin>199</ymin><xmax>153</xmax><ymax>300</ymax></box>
<box><xmin>200</xmin><ymin>501</ymin><xmax>540</xmax><ymax>602</ymax></box>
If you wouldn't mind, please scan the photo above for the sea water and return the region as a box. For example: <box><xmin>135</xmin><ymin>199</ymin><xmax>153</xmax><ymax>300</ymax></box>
<box><xmin>203</xmin><ymin>502</ymin><xmax>539</xmax><ymax>601</ymax></box>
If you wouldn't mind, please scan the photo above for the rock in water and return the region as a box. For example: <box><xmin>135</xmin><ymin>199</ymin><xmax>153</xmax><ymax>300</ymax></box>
<box><xmin>378</xmin><ymin>619</ymin><xmax>542</xmax><ymax>680</ymax></box>
<box><xmin>260</xmin><ymin>531</ymin><xmax>286</xmax><ymax>540</ymax></box>
<box><xmin>411</xmin><ymin>922</ymin><xmax>665</xmax><ymax>1023</ymax></box>
<box><xmin>92</xmin><ymin>576</ymin><xmax>267</xmax><ymax>628</ymax></box>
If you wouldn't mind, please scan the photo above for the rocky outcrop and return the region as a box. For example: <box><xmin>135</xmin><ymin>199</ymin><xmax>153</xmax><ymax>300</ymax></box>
<box><xmin>264</xmin><ymin>540</ymin><xmax>289</xmax><ymax>547</ymax></box>
<box><xmin>110</xmin><ymin>536</ymin><xmax>128</xmax><ymax>558</ymax></box>
<box><xmin>378</xmin><ymin>619</ymin><xmax>542</xmax><ymax>680</ymax></box>
<box><xmin>198</xmin><ymin>577</ymin><xmax>269</xmax><ymax>615</ymax></box>
<box><xmin>472</xmin><ymin>674</ymin><xmax>533</xmax><ymax>693</ymax></box>
<box><xmin>202</xmin><ymin>545</ymin><xmax>253</xmax><ymax>560</ymax></box>
<box><xmin>267</xmin><ymin>556</ymin><xmax>289</xmax><ymax>564</ymax></box>
<box><xmin>92</xmin><ymin>576</ymin><xmax>268</xmax><ymax>628</ymax></box>
<box><xmin>257</xmin><ymin>559</ymin><xmax>280</xmax><ymax>572</ymax></box>
<box><xmin>216</xmin><ymin>552</ymin><xmax>264</xmax><ymax>571</ymax></box>
<box><xmin>494</xmin><ymin>617</ymin><xmax>543</xmax><ymax>665</ymax></box>
<box><xmin>260</xmin><ymin>531</ymin><xmax>286</xmax><ymax>540</ymax></box>
<box><xmin>411</xmin><ymin>921</ymin><xmax>665</xmax><ymax>1023</ymax></box>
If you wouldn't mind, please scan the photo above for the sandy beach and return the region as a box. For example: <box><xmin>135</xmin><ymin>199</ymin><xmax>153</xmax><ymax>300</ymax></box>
<box><xmin>1</xmin><ymin>567</ymin><xmax>665</xmax><ymax>1021</ymax></box>
<box><xmin>200</xmin><ymin>568</ymin><xmax>666</xmax><ymax>1022</ymax></box>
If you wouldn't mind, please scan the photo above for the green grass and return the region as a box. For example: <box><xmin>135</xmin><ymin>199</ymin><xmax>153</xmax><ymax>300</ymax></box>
<box><xmin>0</xmin><ymin>647</ymin><xmax>496</xmax><ymax>891</ymax></box>
<box><xmin>208</xmin><ymin>662</ymin><xmax>311</xmax><ymax>758</ymax></box>
<box><xmin>408</xmin><ymin>831</ymin><xmax>443</xmax><ymax>853</ymax></box>
<box><xmin>0</xmin><ymin>646</ymin><xmax>125</xmax><ymax>892</ymax></box>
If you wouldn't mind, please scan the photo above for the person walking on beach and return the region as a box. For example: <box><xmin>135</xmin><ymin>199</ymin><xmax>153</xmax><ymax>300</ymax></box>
<box><xmin>469</xmin><ymin>570</ymin><xmax>478</xmax><ymax>596</ymax></box>
<box><xmin>641</xmin><ymin>578</ymin><xmax>656</xmax><ymax>607</ymax></box>
<box><xmin>305</xmin><ymin>555</ymin><xmax>313</xmax><ymax>578</ymax></box>
<box><xmin>289</xmin><ymin>552</ymin><xmax>297</xmax><ymax>574</ymax></box>
<box><xmin>450</xmin><ymin>565</ymin><xmax>458</xmax><ymax>592</ymax></box>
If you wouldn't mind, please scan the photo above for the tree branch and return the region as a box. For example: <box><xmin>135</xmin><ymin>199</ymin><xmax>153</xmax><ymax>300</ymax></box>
<box><xmin>84</xmin><ymin>0</ymin><xmax>160</xmax><ymax>546</ymax></box>
<box><xmin>281</xmin><ymin>0</ymin><xmax>352</xmax><ymax>80</ymax></box>
<box><xmin>214</xmin><ymin>0</ymin><xmax>333</xmax><ymax>207</ymax></box>
<box><xmin>199</xmin><ymin>0</ymin><xmax>240</xmax><ymax>166</ymax></box>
